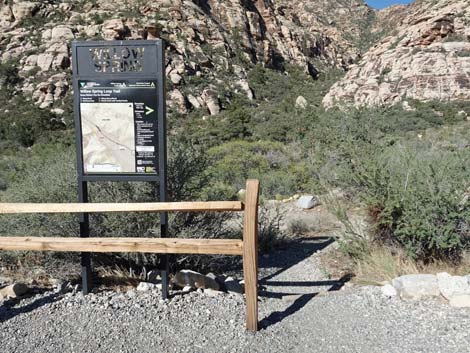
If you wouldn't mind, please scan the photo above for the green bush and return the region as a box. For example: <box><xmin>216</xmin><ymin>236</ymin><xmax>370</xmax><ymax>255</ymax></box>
<box><xmin>0</xmin><ymin>60</ymin><xmax>21</xmax><ymax>93</ymax></box>
<box><xmin>351</xmin><ymin>143</ymin><xmax>470</xmax><ymax>261</ymax></box>
<box><xmin>0</xmin><ymin>139</ymin><xmax>285</xmax><ymax>272</ymax></box>
<box><xmin>206</xmin><ymin>140</ymin><xmax>317</xmax><ymax>198</ymax></box>
<box><xmin>0</xmin><ymin>92</ymin><xmax>68</xmax><ymax>148</ymax></box>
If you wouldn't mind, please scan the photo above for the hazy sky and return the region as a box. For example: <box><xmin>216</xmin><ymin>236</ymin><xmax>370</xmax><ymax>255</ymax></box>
<box><xmin>366</xmin><ymin>0</ymin><xmax>413</xmax><ymax>9</ymax></box>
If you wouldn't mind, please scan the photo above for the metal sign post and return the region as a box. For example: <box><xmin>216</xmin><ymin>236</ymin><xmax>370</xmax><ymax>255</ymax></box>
<box><xmin>71</xmin><ymin>40</ymin><xmax>169</xmax><ymax>298</ymax></box>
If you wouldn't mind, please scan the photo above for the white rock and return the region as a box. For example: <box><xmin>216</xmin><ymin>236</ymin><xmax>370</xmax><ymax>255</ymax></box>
<box><xmin>392</xmin><ymin>274</ymin><xmax>440</xmax><ymax>300</ymax></box>
<box><xmin>12</xmin><ymin>1</ymin><xmax>38</xmax><ymax>21</ymax></box>
<box><xmin>237</xmin><ymin>189</ymin><xmax>246</xmax><ymax>199</ymax></box>
<box><xmin>172</xmin><ymin>269</ymin><xmax>220</xmax><ymax>290</ymax></box>
<box><xmin>204</xmin><ymin>288</ymin><xmax>223</xmax><ymax>297</ymax></box>
<box><xmin>51</xmin><ymin>108</ymin><xmax>64</xmax><ymax>115</ymax></box>
<box><xmin>25</xmin><ymin>54</ymin><xmax>38</xmax><ymax>66</ymax></box>
<box><xmin>50</xmin><ymin>25</ymin><xmax>74</xmax><ymax>42</ymax></box>
<box><xmin>170</xmin><ymin>72</ymin><xmax>183</xmax><ymax>85</ymax></box>
<box><xmin>381</xmin><ymin>284</ymin><xmax>397</xmax><ymax>297</ymax></box>
<box><xmin>295</xmin><ymin>95</ymin><xmax>308</xmax><ymax>109</ymax></box>
<box><xmin>296</xmin><ymin>195</ymin><xmax>319</xmax><ymax>209</ymax></box>
<box><xmin>201</xmin><ymin>89</ymin><xmax>220</xmax><ymax>115</ymax></box>
<box><xmin>449</xmin><ymin>295</ymin><xmax>470</xmax><ymax>308</ymax></box>
<box><xmin>37</xmin><ymin>53</ymin><xmax>54</xmax><ymax>71</ymax></box>
<box><xmin>187</xmin><ymin>94</ymin><xmax>202</xmax><ymax>109</ymax></box>
<box><xmin>437</xmin><ymin>272</ymin><xmax>470</xmax><ymax>300</ymax></box>
<box><xmin>168</xmin><ymin>89</ymin><xmax>187</xmax><ymax>114</ymax></box>
<box><xmin>237</xmin><ymin>79</ymin><xmax>253</xmax><ymax>100</ymax></box>
<box><xmin>182</xmin><ymin>285</ymin><xmax>194</xmax><ymax>292</ymax></box>
<box><xmin>136</xmin><ymin>282</ymin><xmax>156</xmax><ymax>291</ymax></box>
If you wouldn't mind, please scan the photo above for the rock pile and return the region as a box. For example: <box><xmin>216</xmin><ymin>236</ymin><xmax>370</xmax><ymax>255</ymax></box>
<box><xmin>171</xmin><ymin>270</ymin><xmax>244</xmax><ymax>295</ymax></box>
<box><xmin>381</xmin><ymin>272</ymin><xmax>470</xmax><ymax>307</ymax></box>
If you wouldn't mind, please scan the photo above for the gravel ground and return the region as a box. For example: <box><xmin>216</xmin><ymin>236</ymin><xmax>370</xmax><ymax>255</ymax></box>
<box><xmin>1</xmin><ymin>237</ymin><xmax>470</xmax><ymax>353</ymax></box>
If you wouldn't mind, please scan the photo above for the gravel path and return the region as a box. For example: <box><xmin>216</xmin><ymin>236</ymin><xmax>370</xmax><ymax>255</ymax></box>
<box><xmin>1</xmin><ymin>237</ymin><xmax>470</xmax><ymax>353</ymax></box>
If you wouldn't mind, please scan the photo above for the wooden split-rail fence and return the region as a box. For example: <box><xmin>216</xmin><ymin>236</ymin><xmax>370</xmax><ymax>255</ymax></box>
<box><xmin>0</xmin><ymin>179</ymin><xmax>260</xmax><ymax>331</ymax></box>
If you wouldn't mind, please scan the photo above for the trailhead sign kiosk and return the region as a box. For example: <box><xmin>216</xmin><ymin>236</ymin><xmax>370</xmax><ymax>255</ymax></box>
<box><xmin>71</xmin><ymin>40</ymin><xmax>169</xmax><ymax>297</ymax></box>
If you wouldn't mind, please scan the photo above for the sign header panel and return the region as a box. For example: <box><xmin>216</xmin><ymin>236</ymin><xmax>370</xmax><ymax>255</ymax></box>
<box><xmin>72</xmin><ymin>40</ymin><xmax>166</xmax><ymax>181</ymax></box>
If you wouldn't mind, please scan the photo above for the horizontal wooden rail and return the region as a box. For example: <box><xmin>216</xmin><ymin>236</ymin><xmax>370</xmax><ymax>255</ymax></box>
<box><xmin>0</xmin><ymin>201</ymin><xmax>244</xmax><ymax>214</ymax></box>
<box><xmin>0</xmin><ymin>237</ymin><xmax>244</xmax><ymax>255</ymax></box>
<box><xmin>0</xmin><ymin>179</ymin><xmax>260</xmax><ymax>331</ymax></box>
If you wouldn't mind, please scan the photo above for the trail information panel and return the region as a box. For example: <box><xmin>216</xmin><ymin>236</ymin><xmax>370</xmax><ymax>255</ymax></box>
<box><xmin>71</xmin><ymin>40</ymin><xmax>169</xmax><ymax>298</ymax></box>
<box><xmin>72</xmin><ymin>40</ymin><xmax>166</xmax><ymax>180</ymax></box>
<box><xmin>79</xmin><ymin>80</ymin><xmax>158</xmax><ymax>174</ymax></box>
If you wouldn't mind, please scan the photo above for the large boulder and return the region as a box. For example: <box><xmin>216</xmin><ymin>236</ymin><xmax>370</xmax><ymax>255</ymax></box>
<box><xmin>296</xmin><ymin>195</ymin><xmax>319</xmax><ymax>209</ymax></box>
<box><xmin>11</xmin><ymin>1</ymin><xmax>38</xmax><ymax>21</ymax></box>
<box><xmin>50</xmin><ymin>25</ymin><xmax>74</xmax><ymax>42</ymax></box>
<box><xmin>381</xmin><ymin>284</ymin><xmax>397</xmax><ymax>297</ymax></box>
<box><xmin>36</xmin><ymin>53</ymin><xmax>54</xmax><ymax>71</ymax></box>
<box><xmin>201</xmin><ymin>89</ymin><xmax>220</xmax><ymax>115</ymax></box>
<box><xmin>437</xmin><ymin>272</ymin><xmax>470</xmax><ymax>300</ymax></box>
<box><xmin>392</xmin><ymin>274</ymin><xmax>440</xmax><ymax>300</ymax></box>
<box><xmin>102</xmin><ymin>19</ymin><xmax>129</xmax><ymax>40</ymax></box>
<box><xmin>449</xmin><ymin>295</ymin><xmax>470</xmax><ymax>308</ymax></box>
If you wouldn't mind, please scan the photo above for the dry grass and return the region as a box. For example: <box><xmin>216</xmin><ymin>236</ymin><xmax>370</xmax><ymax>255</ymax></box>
<box><xmin>354</xmin><ymin>246</ymin><xmax>470</xmax><ymax>285</ymax></box>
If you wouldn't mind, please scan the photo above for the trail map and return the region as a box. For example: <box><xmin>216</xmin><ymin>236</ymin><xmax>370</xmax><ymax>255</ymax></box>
<box><xmin>78</xmin><ymin>79</ymin><xmax>158</xmax><ymax>175</ymax></box>
<box><xmin>80</xmin><ymin>102</ymin><xmax>136</xmax><ymax>173</ymax></box>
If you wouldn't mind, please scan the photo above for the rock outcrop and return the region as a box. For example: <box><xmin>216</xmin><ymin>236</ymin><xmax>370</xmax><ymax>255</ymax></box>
<box><xmin>2</xmin><ymin>0</ymin><xmax>467</xmax><ymax>112</ymax></box>
<box><xmin>324</xmin><ymin>0</ymin><xmax>470</xmax><ymax>108</ymax></box>
<box><xmin>0</xmin><ymin>0</ymin><xmax>374</xmax><ymax>115</ymax></box>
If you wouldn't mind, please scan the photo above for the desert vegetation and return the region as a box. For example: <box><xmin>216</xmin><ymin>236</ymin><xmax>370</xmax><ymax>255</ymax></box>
<box><xmin>1</xmin><ymin>53</ymin><xmax>469</xmax><ymax>277</ymax></box>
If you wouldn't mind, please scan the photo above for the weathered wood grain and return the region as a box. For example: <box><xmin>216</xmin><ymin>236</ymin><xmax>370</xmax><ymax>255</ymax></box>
<box><xmin>242</xmin><ymin>179</ymin><xmax>260</xmax><ymax>331</ymax></box>
<box><xmin>0</xmin><ymin>237</ymin><xmax>244</xmax><ymax>255</ymax></box>
<box><xmin>0</xmin><ymin>201</ymin><xmax>243</xmax><ymax>214</ymax></box>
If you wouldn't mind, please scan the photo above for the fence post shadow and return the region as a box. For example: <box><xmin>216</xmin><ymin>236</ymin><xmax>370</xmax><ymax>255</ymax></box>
<box><xmin>259</xmin><ymin>270</ymin><xmax>352</xmax><ymax>329</ymax></box>
<box><xmin>0</xmin><ymin>290</ymin><xmax>62</xmax><ymax>324</ymax></box>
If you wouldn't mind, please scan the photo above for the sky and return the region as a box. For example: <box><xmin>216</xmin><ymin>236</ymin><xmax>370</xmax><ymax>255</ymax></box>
<box><xmin>365</xmin><ymin>0</ymin><xmax>413</xmax><ymax>9</ymax></box>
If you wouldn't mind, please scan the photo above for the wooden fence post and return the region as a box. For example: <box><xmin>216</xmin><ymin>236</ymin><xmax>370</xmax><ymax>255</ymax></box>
<box><xmin>243</xmin><ymin>179</ymin><xmax>260</xmax><ymax>331</ymax></box>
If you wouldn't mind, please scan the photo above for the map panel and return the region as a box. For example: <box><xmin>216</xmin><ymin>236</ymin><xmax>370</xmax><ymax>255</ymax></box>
<box><xmin>80</xmin><ymin>102</ymin><xmax>135</xmax><ymax>173</ymax></box>
<box><xmin>77</xmin><ymin>79</ymin><xmax>159</xmax><ymax>175</ymax></box>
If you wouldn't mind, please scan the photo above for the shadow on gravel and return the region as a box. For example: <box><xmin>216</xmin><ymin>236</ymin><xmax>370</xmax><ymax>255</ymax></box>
<box><xmin>0</xmin><ymin>291</ymin><xmax>62</xmax><ymax>323</ymax></box>
<box><xmin>259</xmin><ymin>274</ymin><xmax>352</xmax><ymax>329</ymax></box>
<box><xmin>258</xmin><ymin>236</ymin><xmax>352</xmax><ymax>329</ymax></box>
<box><xmin>259</xmin><ymin>293</ymin><xmax>317</xmax><ymax>329</ymax></box>
<box><xmin>259</xmin><ymin>236</ymin><xmax>335</xmax><ymax>282</ymax></box>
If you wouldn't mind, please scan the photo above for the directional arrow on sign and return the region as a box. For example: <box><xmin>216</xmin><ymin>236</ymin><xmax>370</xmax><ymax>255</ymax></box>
<box><xmin>145</xmin><ymin>106</ymin><xmax>155</xmax><ymax>115</ymax></box>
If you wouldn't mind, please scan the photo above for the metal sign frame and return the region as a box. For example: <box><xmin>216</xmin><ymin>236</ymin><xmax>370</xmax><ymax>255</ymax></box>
<box><xmin>71</xmin><ymin>40</ymin><xmax>169</xmax><ymax>298</ymax></box>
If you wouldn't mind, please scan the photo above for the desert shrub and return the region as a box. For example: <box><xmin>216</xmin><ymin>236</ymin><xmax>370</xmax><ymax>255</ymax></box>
<box><xmin>288</xmin><ymin>218</ymin><xmax>311</xmax><ymax>236</ymax></box>
<box><xmin>351</xmin><ymin>143</ymin><xmax>470</xmax><ymax>262</ymax></box>
<box><xmin>258</xmin><ymin>203</ymin><xmax>285</xmax><ymax>252</ymax></box>
<box><xmin>0</xmin><ymin>91</ymin><xmax>67</xmax><ymax>148</ymax></box>
<box><xmin>206</xmin><ymin>140</ymin><xmax>316</xmax><ymax>198</ymax></box>
<box><xmin>0</xmin><ymin>60</ymin><xmax>21</xmax><ymax>94</ymax></box>
<box><xmin>0</xmin><ymin>139</ymin><xmax>285</xmax><ymax>273</ymax></box>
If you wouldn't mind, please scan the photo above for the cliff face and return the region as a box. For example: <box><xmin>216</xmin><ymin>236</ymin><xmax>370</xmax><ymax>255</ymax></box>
<box><xmin>1</xmin><ymin>0</ymin><xmax>468</xmax><ymax>113</ymax></box>
<box><xmin>0</xmin><ymin>0</ymin><xmax>373</xmax><ymax>115</ymax></box>
<box><xmin>324</xmin><ymin>0</ymin><xmax>470</xmax><ymax>108</ymax></box>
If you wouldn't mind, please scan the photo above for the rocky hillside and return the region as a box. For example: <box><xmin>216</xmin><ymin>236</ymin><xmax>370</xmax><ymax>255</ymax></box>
<box><xmin>0</xmin><ymin>0</ymin><xmax>374</xmax><ymax>117</ymax></box>
<box><xmin>324</xmin><ymin>0</ymin><xmax>470</xmax><ymax>107</ymax></box>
